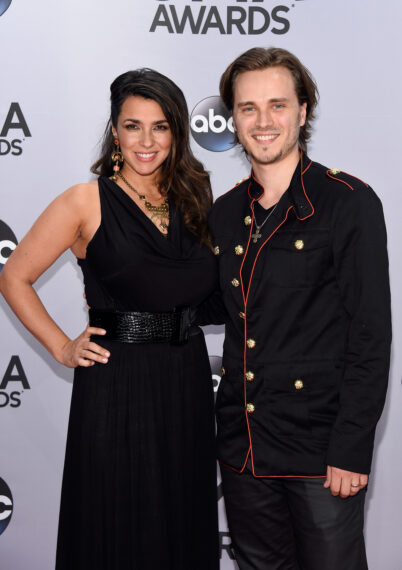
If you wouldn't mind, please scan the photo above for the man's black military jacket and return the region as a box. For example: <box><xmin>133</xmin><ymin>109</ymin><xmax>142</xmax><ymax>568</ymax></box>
<box><xmin>208</xmin><ymin>153</ymin><xmax>391</xmax><ymax>477</ymax></box>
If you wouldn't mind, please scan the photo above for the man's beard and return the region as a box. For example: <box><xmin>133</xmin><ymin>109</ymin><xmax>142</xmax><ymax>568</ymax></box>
<box><xmin>248</xmin><ymin>147</ymin><xmax>284</xmax><ymax>165</ymax></box>
<box><xmin>242</xmin><ymin>131</ymin><xmax>300</xmax><ymax>166</ymax></box>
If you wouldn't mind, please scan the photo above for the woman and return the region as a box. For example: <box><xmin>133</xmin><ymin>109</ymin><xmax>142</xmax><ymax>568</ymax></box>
<box><xmin>0</xmin><ymin>69</ymin><xmax>219</xmax><ymax>569</ymax></box>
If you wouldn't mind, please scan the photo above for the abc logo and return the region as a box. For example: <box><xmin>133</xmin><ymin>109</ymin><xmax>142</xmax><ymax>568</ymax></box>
<box><xmin>209</xmin><ymin>355</ymin><xmax>223</xmax><ymax>402</ymax></box>
<box><xmin>0</xmin><ymin>0</ymin><xmax>12</xmax><ymax>17</ymax></box>
<box><xmin>0</xmin><ymin>478</ymin><xmax>13</xmax><ymax>536</ymax></box>
<box><xmin>191</xmin><ymin>96</ymin><xmax>235</xmax><ymax>152</ymax></box>
<box><xmin>0</xmin><ymin>220</ymin><xmax>18</xmax><ymax>272</ymax></box>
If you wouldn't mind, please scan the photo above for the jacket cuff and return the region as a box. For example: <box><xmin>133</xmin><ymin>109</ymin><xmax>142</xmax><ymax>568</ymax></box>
<box><xmin>326</xmin><ymin>429</ymin><xmax>375</xmax><ymax>474</ymax></box>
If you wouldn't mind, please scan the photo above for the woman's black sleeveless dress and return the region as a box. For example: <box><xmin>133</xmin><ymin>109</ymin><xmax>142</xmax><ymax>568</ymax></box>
<box><xmin>56</xmin><ymin>177</ymin><xmax>219</xmax><ymax>569</ymax></box>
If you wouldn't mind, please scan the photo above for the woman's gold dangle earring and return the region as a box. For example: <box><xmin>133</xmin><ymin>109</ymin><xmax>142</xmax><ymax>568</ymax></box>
<box><xmin>111</xmin><ymin>138</ymin><xmax>124</xmax><ymax>180</ymax></box>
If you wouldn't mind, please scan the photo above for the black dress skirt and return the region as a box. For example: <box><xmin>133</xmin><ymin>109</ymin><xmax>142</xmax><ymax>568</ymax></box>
<box><xmin>55</xmin><ymin>177</ymin><xmax>219</xmax><ymax>569</ymax></box>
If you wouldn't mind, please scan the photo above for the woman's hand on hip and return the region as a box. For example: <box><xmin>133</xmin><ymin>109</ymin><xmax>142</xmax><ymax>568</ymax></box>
<box><xmin>60</xmin><ymin>325</ymin><xmax>110</xmax><ymax>368</ymax></box>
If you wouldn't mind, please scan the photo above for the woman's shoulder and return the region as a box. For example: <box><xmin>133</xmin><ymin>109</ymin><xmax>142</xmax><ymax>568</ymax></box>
<box><xmin>59</xmin><ymin>179</ymin><xmax>100</xmax><ymax>210</ymax></box>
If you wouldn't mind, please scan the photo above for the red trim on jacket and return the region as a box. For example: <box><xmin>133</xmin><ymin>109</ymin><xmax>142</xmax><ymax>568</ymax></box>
<box><xmin>297</xmin><ymin>157</ymin><xmax>314</xmax><ymax>219</ymax></box>
<box><xmin>239</xmin><ymin>187</ymin><xmax>256</xmax><ymax>308</ymax></box>
<box><xmin>325</xmin><ymin>169</ymin><xmax>369</xmax><ymax>190</ymax></box>
<box><xmin>237</xmin><ymin>152</ymin><xmax>320</xmax><ymax>479</ymax></box>
<box><xmin>219</xmin><ymin>458</ymin><xmax>326</xmax><ymax>478</ymax></box>
<box><xmin>301</xmin><ymin>159</ymin><xmax>312</xmax><ymax>176</ymax></box>
<box><xmin>215</xmin><ymin>179</ymin><xmax>247</xmax><ymax>203</ymax></box>
<box><xmin>219</xmin><ymin>448</ymin><xmax>251</xmax><ymax>475</ymax></box>
<box><xmin>248</xmin><ymin>171</ymin><xmax>260</xmax><ymax>200</ymax></box>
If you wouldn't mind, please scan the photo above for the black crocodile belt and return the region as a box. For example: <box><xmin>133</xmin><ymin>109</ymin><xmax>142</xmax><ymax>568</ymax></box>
<box><xmin>88</xmin><ymin>307</ymin><xmax>193</xmax><ymax>345</ymax></box>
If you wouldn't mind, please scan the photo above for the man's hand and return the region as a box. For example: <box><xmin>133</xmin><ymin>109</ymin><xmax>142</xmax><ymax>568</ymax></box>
<box><xmin>324</xmin><ymin>466</ymin><xmax>368</xmax><ymax>498</ymax></box>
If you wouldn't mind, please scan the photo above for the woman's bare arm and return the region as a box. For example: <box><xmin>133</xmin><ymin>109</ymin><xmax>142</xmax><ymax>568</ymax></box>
<box><xmin>0</xmin><ymin>182</ymin><xmax>109</xmax><ymax>368</ymax></box>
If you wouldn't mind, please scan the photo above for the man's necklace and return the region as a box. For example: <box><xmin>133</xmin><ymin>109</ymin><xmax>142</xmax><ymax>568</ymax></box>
<box><xmin>250</xmin><ymin>202</ymin><xmax>278</xmax><ymax>243</ymax></box>
<box><xmin>117</xmin><ymin>171</ymin><xmax>169</xmax><ymax>234</ymax></box>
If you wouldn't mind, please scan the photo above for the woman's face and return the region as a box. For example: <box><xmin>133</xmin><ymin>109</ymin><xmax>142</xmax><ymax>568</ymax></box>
<box><xmin>112</xmin><ymin>95</ymin><xmax>173</xmax><ymax>181</ymax></box>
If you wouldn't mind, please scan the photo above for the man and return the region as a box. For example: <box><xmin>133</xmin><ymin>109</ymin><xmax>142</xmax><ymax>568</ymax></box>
<box><xmin>210</xmin><ymin>47</ymin><xmax>391</xmax><ymax>569</ymax></box>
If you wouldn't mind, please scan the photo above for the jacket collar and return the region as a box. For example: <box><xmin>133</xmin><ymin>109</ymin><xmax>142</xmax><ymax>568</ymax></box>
<box><xmin>247</xmin><ymin>150</ymin><xmax>314</xmax><ymax>221</ymax></box>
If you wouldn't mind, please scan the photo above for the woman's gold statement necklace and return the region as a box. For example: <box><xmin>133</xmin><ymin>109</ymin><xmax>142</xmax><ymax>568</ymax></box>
<box><xmin>117</xmin><ymin>171</ymin><xmax>169</xmax><ymax>235</ymax></box>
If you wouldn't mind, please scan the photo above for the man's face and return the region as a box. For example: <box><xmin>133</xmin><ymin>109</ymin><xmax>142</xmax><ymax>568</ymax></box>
<box><xmin>232</xmin><ymin>66</ymin><xmax>307</xmax><ymax>167</ymax></box>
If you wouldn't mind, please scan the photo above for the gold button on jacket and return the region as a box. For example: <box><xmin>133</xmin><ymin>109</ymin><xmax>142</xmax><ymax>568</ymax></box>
<box><xmin>294</xmin><ymin>379</ymin><xmax>304</xmax><ymax>390</ymax></box>
<box><xmin>246</xmin><ymin>338</ymin><xmax>256</xmax><ymax>349</ymax></box>
<box><xmin>235</xmin><ymin>245</ymin><xmax>244</xmax><ymax>255</ymax></box>
<box><xmin>246</xmin><ymin>403</ymin><xmax>255</xmax><ymax>413</ymax></box>
<box><xmin>245</xmin><ymin>371</ymin><xmax>255</xmax><ymax>382</ymax></box>
<box><xmin>231</xmin><ymin>278</ymin><xmax>240</xmax><ymax>287</ymax></box>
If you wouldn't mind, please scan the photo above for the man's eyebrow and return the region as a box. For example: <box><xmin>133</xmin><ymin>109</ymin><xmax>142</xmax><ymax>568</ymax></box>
<box><xmin>237</xmin><ymin>97</ymin><xmax>290</xmax><ymax>107</ymax></box>
<box><xmin>237</xmin><ymin>101</ymin><xmax>255</xmax><ymax>108</ymax></box>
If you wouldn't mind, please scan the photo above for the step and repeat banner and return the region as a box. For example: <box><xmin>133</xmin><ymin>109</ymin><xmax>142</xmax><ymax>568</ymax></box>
<box><xmin>1</xmin><ymin>1</ymin><xmax>401</xmax><ymax>568</ymax></box>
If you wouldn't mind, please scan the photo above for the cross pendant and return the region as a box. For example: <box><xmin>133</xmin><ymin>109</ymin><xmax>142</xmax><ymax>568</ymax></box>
<box><xmin>251</xmin><ymin>228</ymin><xmax>262</xmax><ymax>243</ymax></box>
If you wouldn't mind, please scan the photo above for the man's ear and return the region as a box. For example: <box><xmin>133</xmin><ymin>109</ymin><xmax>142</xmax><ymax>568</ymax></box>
<box><xmin>299</xmin><ymin>102</ymin><xmax>307</xmax><ymax>127</ymax></box>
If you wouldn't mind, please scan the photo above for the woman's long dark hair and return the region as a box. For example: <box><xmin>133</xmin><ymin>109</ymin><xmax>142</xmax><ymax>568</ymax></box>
<box><xmin>92</xmin><ymin>69</ymin><xmax>212</xmax><ymax>246</ymax></box>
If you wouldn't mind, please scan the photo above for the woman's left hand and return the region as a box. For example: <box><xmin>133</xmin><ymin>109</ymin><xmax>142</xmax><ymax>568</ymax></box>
<box><xmin>59</xmin><ymin>325</ymin><xmax>110</xmax><ymax>368</ymax></box>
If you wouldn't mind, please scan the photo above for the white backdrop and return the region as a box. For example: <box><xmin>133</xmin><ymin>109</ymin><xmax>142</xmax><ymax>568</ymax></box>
<box><xmin>0</xmin><ymin>1</ymin><xmax>401</xmax><ymax>568</ymax></box>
